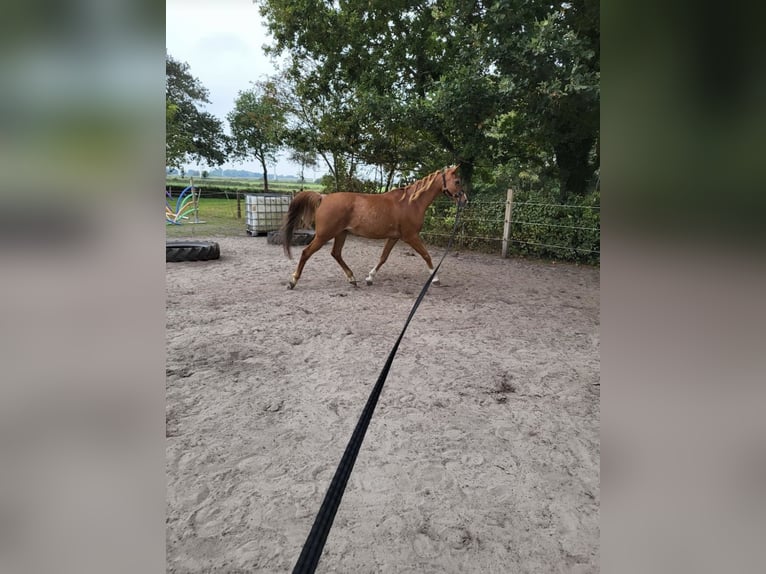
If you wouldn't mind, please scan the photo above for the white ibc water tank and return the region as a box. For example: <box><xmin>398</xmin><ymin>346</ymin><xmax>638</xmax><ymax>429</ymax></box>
<box><xmin>245</xmin><ymin>194</ymin><xmax>291</xmax><ymax>235</ymax></box>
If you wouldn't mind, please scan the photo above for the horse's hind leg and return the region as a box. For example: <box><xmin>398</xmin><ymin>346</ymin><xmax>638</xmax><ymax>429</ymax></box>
<box><xmin>331</xmin><ymin>230</ymin><xmax>358</xmax><ymax>286</ymax></box>
<box><xmin>366</xmin><ymin>238</ymin><xmax>398</xmax><ymax>285</ymax></box>
<box><xmin>288</xmin><ymin>236</ymin><xmax>329</xmax><ymax>289</ymax></box>
<box><xmin>403</xmin><ymin>235</ymin><xmax>441</xmax><ymax>285</ymax></box>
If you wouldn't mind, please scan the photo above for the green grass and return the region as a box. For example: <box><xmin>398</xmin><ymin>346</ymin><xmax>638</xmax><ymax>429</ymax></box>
<box><xmin>166</xmin><ymin>198</ymin><xmax>253</xmax><ymax>238</ymax></box>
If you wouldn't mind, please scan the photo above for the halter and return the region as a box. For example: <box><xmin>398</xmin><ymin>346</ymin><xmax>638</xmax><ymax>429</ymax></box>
<box><xmin>441</xmin><ymin>167</ymin><xmax>466</xmax><ymax>203</ymax></box>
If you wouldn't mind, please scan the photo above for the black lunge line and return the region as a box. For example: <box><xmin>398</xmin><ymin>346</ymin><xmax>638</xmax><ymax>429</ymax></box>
<box><xmin>292</xmin><ymin>209</ymin><xmax>464</xmax><ymax>574</ymax></box>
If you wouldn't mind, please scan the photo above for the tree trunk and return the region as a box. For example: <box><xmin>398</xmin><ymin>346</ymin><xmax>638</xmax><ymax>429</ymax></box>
<box><xmin>318</xmin><ymin>151</ymin><xmax>335</xmax><ymax>185</ymax></box>
<box><xmin>385</xmin><ymin>168</ymin><xmax>395</xmax><ymax>192</ymax></box>
<box><xmin>260</xmin><ymin>157</ymin><xmax>269</xmax><ymax>193</ymax></box>
<box><xmin>332</xmin><ymin>156</ymin><xmax>341</xmax><ymax>192</ymax></box>
<box><xmin>458</xmin><ymin>160</ymin><xmax>474</xmax><ymax>196</ymax></box>
<box><xmin>554</xmin><ymin>136</ymin><xmax>595</xmax><ymax>202</ymax></box>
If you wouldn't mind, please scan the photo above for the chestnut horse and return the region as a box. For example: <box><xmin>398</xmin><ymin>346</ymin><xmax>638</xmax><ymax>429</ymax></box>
<box><xmin>282</xmin><ymin>165</ymin><xmax>467</xmax><ymax>289</ymax></box>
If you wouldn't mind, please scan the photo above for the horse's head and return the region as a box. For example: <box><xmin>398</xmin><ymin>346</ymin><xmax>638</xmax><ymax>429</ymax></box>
<box><xmin>441</xmin><ymin>165</ymin><xmax>468</xmax><ymax>207</ymax></box>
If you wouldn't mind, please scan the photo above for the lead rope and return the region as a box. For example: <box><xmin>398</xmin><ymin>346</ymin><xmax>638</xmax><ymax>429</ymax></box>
<box><xmin>292</xmin><ymin>206</ymin><xmax>464</xmax><ymax>574</ymax></box>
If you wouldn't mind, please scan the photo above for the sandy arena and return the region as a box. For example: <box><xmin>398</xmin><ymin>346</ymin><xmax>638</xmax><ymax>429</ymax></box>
<box><xmin>166</xmin><ymin>235</ymin><xmax>600</xmax><ymax>573</ymax></box>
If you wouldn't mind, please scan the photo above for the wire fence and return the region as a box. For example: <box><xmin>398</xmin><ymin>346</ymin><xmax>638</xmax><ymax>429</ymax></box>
<box><xmin>166</xmin><ymin>182</ymin><xmax>600</xmax><ymax>263</ymax></box>
<box><xmin>421</xmin><ymin>192</ymin><xmax>600</xmax><ymax>263</ymax></box>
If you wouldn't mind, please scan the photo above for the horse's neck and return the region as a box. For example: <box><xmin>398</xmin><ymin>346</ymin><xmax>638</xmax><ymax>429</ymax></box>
<box><xmin>410</xmin><ymin>178</ymin><xmax>441</xmax><ymax>211</ymax></box>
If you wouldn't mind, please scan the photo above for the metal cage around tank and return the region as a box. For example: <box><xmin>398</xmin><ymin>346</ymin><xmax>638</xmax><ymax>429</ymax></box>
<box><xmin>244</xmin><ymin>193</ymin><xmax>292</xmax><ymax>236</ymax></box>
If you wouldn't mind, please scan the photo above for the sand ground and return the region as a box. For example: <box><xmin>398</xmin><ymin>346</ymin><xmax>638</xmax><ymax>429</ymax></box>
<box><xmin>166</xmin><ymin>235</ymin><xmax>600</xmax><ymax>573</ymax></box>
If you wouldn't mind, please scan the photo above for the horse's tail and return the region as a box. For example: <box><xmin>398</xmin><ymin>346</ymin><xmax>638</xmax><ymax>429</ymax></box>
<box><xmin>282</xmin><ymin>191</ymin><xmax>322</xmax><ymax>259</ymax></box>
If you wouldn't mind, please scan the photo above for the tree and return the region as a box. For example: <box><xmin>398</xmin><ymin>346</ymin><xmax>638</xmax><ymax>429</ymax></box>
<box><xmin>285</xmin><ymin>128</ymin><xmax>319</xmax><ymax>187</ymax></box>
<box><xmin>486</xmin><ymin>0</ymin><xmax>600</xmax><ymax>200</ymax></box>
<box><xmin>166</xmin><ymin>54</ymin><xmax>229</xmax><ymax>169</ymax></box>
<box><xmin>272</xmin><ymin>72</ymin><xmax>369</xmax><ymax>192</ymax></box>
<box><xmin>257</xmin><ymin>0</ymin><xmax>502</xmax><ymax>189</ymax></box>
<box><xmin>256</xmin><ymin>0</ymin><xmax>599</xmax><ymax>199</ymax></box>
<box><xmin>227</xmin><ymin>81</ymin><xmax>287</xmax><ymax>193</ymax></box>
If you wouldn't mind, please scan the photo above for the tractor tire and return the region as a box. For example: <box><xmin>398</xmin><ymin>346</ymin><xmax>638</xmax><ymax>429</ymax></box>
<box><xmin>267</xmin><ymin>229</ymin><xmax>315</xmax><ymax>246</ymax></box>
<box><xmin>166</xmin><ymin>241</ymin><xmax>221</xmax><ymax>262</ymax></box>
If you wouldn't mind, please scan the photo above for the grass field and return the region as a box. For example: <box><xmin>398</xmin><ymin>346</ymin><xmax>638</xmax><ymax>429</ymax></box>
<box><xmin>166</xmin><ymin>176</ymin><xmax>322</xmax><ymax>194</ymax></box>
<box><xmin>166</xmin><ymin>198</ymin><xmax>254</xmax><ymax>238</ymax></box>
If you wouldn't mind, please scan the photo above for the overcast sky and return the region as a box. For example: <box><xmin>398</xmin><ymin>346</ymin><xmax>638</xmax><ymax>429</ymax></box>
<box><xmin>166</xmin><ymin>0</ymin><xmax>312</xmax><ymax>176</ymax></box>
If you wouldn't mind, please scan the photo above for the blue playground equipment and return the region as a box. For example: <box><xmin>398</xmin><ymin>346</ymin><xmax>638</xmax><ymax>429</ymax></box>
<box><xmin>166</xmin><ymin>185</ymin><xmax>199</xmax><ymax>224</ymax></box>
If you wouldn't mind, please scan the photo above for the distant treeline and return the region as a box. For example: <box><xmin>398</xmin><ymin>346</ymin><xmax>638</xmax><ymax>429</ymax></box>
<box><xmin>166</xmin><ymin>168</ymin><xmax>321</xmax><ymax>182</ymax></box>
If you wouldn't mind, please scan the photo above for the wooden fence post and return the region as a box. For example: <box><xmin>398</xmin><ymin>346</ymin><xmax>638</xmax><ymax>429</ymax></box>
<box><xmin>502</xmin><ymin>187</ymin><xmax>514</xmax><ymax>258</ymax></box>
<box><xmin>193</xmin><ymin>186</ymin><xmax>200</xmax><ymax>224</ymax></box>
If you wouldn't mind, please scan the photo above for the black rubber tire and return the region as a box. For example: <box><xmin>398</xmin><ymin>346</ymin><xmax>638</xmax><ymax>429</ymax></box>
<box><xmin>267</xmin><ymin>229</ymin><xmax>315</xmax><ymax>246</ymax></box>
<box><xmin>166</xmin><ymin>241</ymin><xmax>221</xmax><ymax>262</ymax></box>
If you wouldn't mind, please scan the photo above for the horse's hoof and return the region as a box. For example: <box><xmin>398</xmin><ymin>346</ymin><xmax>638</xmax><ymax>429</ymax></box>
<box><xmin>287</xmin><ymin>282</ymin><xmax>295</xmax><ymax>290</ymax></box>
<box><xmin>432</xmin><ymin>280</ymin><xmax>441</xmax><ymax>287</ymax></box>
<box><xmin>365</xmin><ymin>279</ymin><xmax>372</xmax><ymax>286</ymax></box>
<box><xmin>350</xmin><ymin>281</ymin><xmax>358</xmax><ymax>288</ymax></box>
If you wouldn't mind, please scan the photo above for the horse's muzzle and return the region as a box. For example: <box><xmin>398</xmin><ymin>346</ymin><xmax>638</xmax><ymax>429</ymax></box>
<box><xmin>445</xmin><ymin>189</ymin><xmax>468</xmax><ymax>207</ymax></box>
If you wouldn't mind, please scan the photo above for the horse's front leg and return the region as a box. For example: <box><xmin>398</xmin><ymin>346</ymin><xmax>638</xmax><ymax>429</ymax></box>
<box><xmin>366</xmin><ymin>238</ymin><xmax>398</xmax><ymax>285</ymax></box>
<box><xmin>403</xmin><ymin>235</ymin><xmax>440</xmax><ymax>285</ymax></box>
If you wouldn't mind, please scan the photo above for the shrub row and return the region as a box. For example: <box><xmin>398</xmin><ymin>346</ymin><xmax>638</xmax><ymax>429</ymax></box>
<box><xmin>421</xmin><ymin>189</ymin><xmax>600</xmax><ymax>264</ymax></box>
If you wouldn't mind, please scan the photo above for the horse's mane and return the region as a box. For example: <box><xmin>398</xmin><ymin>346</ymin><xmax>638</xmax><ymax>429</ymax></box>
<box><xmin>404</xmin><ymin>171</ymin><xmax>440</xmax><ymax>203</ymax></box>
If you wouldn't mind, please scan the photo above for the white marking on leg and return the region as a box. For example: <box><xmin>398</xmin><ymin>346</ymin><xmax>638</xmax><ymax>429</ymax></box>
<box><xmin>366</xmin><ymin>267</ymin><xmax>377</xmax><ymax>284</ymax></box>
<box><xmin>428</xmin><ymin>267</ymin><xmax>440</xmax><ymax>285</ymax></box>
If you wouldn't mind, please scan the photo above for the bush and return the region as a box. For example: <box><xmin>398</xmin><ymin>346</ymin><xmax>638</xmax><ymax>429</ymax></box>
<box><xmin>509</xmin><ymin>189</ymin><xmax>600</xmax><ymax>263</ymax></box>
<box><xmin>321</xmin><ymin>174</ymin><xmax>379</xmax><ymax>194</ymax></box>
<box><xmin>421</xmin><ymin>185</ymin><xmax>600</xmax><ymax>264</ymax></box>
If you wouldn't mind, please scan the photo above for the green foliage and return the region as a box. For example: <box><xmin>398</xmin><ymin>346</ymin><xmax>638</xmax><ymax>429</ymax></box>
<box><xmin>256</xmin><ymin>0</ymin><xmax>599</xmax><ymax>200</ymax></box>
<box><xmin>273</xmin><ymin>72</ymin><xmax>373</xmax><ymax>191</ymax></box>
<box><xmin>319</xmin><ymin>173</ymin><xmax>379</xmax><ymax>194</ymax></box>
<box><xmin>508</xmin><ymin>188</ymin><xmax>600</xmax><ymax>263</ymax></box>
<box><xmin>486</xmin><ymin>0</ymin><xmax>600</xmax><ymax>200</ymax></box>
<box><xmin>421</xmin><ymin>186</ymin><xmax>600</xmax><ymax>264</ymax></box>
<box><xmin>166</xmin><ymin>54</ymin><xmax>228</xmax><ymax>168</ymax></box>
